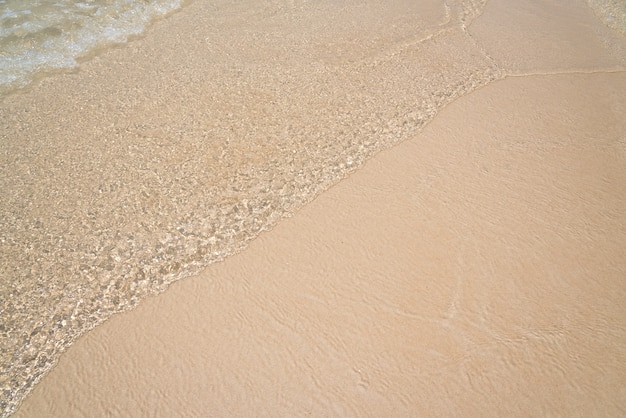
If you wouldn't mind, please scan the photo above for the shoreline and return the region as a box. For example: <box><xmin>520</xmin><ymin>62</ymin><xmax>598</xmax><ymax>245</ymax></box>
<box><xmin>16</xmin><ymin>71</ymin><xmax>626</xmax><ymax>416</ymax></box>
<box><xmin>2</xmin><ymin>0</ymin><xmax>626</xmax><ymax>415</ymax></box>
<box><xmin>1</xmin><ymin>1</ymin><xmax>500</xmax><ymax>413</ymax></box>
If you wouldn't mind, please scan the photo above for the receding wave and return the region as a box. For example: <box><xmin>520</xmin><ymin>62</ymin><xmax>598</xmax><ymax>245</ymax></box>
<box><xmin>0</xmin><ymin>0</ymin><xmax>184</xmax><ymax>94</ymax></box>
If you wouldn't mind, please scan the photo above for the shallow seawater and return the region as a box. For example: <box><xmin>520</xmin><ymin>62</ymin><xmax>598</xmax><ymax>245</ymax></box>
<box><xmin>7</xmin><ymin>0</ymin><xmax>623</xmax><ymax>415</ymax></box>
<box><xmin>588</xmin><ymin>0</ymin><xmax>626</xmax><ymax>36</ymax></box>
<box><xmin>0</xmin><ymin>0</ymin><xmax>183</xmax><ymax>94</ymax></box>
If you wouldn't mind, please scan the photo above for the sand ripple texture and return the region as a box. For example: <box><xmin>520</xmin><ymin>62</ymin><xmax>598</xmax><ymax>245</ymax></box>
<box><xmin>1</xmin><ymin>0</ymin><xmax>499</xmax><ymax>414</ymax></box>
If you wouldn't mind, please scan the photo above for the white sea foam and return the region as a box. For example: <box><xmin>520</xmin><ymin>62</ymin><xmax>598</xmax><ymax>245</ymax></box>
<box><xmin>0</xmin><ymin>0</ymin><xmax>183</xmax><ymax>94</ymax></box>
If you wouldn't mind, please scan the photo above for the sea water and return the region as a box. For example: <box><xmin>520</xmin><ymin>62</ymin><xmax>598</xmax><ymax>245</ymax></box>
<box><xmin>0</xmin><ymin>0</ymin><xmax>183</xmax><ymax>94</ymax></box>
<box><xmin>588</xmin><ymin>0</ymin><xmax>626</xmax><ymax>36</ymax></box>
<box><xmin>0</xmin><ymin>0</ymin><xmax>624</xmax><ymax>416</ymax></box>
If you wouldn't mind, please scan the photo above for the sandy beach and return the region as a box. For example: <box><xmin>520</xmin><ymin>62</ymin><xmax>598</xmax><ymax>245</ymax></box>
<box><xmin>2</xmin><ymin>0</ymin><xmax>626</xmax><ymax>416</ymax></box>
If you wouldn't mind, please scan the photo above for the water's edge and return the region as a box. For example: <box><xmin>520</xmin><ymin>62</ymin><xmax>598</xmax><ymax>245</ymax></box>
<box><xmin>0</xmin><ymin>0</ymin><xmax>196</xmax><ymax>96</ymax></box>
<box><xmin>1</xmin><ymin>0</ymin><xmax>518</xmax><ymax>415</ymax></box>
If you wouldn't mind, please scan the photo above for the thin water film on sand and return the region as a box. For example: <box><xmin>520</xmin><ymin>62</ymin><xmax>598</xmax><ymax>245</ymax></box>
<box><xmin>0</xmin><ymin>0</ymin><xmax>498</xmax><ymax>415</ymax></box>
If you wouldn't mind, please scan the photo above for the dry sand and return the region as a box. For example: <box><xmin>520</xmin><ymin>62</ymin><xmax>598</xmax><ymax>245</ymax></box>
<box><xmin>10</xmin><ymin>0</ymin><xmax>626</xmax><ymax>416</ymax></box>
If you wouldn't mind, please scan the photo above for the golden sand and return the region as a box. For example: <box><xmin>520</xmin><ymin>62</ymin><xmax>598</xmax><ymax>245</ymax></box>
<box><xmin>3</xmin><ymin>0</ymin><xmax>626</xmax><ymax>415</ymax></box>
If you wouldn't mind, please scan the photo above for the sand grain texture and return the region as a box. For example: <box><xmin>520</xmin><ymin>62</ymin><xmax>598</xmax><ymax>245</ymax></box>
<box><xmin>6</xmin><ymin>0</ymin><xmax>626</xmax><ymax>416</ymax></box>
<box><xmin>16</xmin><ymin>72</ymin><xmax>626</xmax><ymax>416</ymax></box>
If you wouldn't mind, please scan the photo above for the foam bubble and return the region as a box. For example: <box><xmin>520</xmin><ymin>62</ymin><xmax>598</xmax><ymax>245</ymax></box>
<box><xmin>0</xmin><ymin>0</ymin><xmax>184</xmax><ymax>94</ymax></box>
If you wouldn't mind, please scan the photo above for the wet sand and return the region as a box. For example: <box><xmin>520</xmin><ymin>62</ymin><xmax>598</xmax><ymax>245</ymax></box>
<box><xmin>16</xmin><ymin>71</ymin><xmax>626</xmax><ymax>416</ymax></box>
<box><xmin>7</xmin><ymin>0</ymin><xmax>626</xmax><ymax>416</ymax></box>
